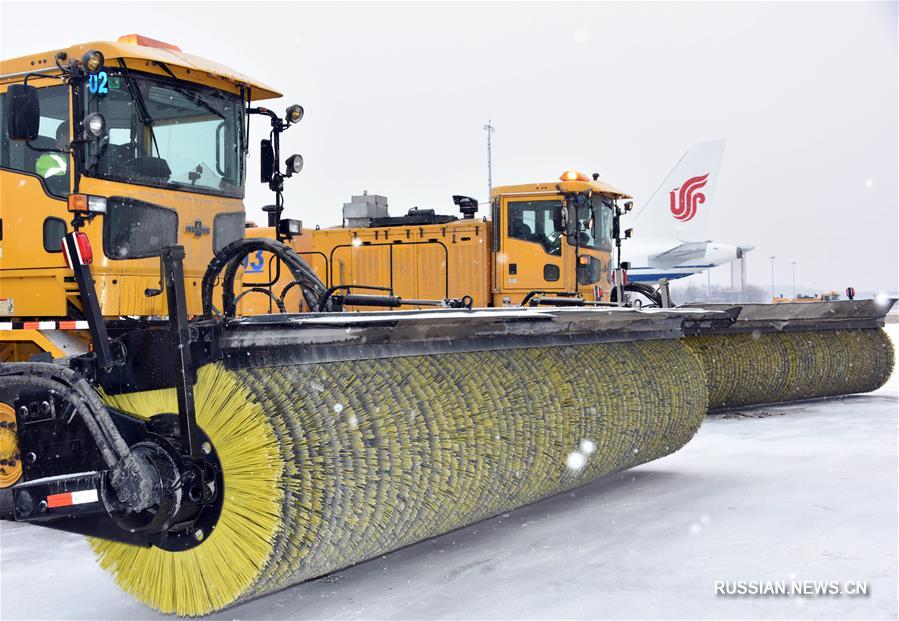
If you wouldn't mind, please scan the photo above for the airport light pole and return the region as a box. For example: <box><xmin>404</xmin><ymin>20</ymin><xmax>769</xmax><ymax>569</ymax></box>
<box><xmin>791</xmin><ymin>261</ymin><xmax>797</xmax><ymax>298</ymax></box>
<box><xmin>483</xmin><ymin>120</ymin><xmax>495</xmax><ymax>202</ymax></box>
<box><xmin>769</xmin><ymin>256</ymin><xmax>776</xmax><ymax>301</ymax></box>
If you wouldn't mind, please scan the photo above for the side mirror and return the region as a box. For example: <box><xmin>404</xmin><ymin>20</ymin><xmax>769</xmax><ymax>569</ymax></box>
<box><xmin>563</xmin><ymin>203</ymin><xmax>577</xmax><ymax>237</ymax></box>
<box><xmin>260</xmin><ymin>139</ymin><xmax>275</xmax><ymax>183</ymax></box>
<box><xmin>7</xmin><ymin>84</ymin><xmax>40</xmax><ymax>141</ymax></box>
<box><xmin>262</xmin><ymin>204</ymin><xmax>280</xmax><ymax>227</ymax></box>
<box><xmin>552</xmin><ymin>209</ymin><xmax>564</xmax><ymax>232</ymax></box>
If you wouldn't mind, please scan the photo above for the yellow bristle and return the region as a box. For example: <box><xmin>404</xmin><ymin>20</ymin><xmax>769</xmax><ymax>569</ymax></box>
<box><xmin>90</xmin><ymin>364</ymin><xmax>284</xmax><ymax>616</ymax></box>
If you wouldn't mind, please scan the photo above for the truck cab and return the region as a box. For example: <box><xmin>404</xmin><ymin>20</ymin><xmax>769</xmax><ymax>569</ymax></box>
<box><xmin>0</xmin><ymin>35</ymin><xmax>286</xmax><ymax>360</ymax></box>
<box><xmin>490</xmin><ymin>172</ymin><xmax>628</xmax><ymax>305</ymax></box>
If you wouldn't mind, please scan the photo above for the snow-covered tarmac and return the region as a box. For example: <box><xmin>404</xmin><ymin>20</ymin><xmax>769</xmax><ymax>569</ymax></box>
<box><xmin>2</xmin><ymin>326</ymin><xmax>896</xmax><ymax>620</ymax></box>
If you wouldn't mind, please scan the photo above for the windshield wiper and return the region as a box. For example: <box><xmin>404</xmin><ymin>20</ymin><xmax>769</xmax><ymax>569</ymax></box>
<box><xmin>173</xmin><ymin>86</ymin><xmax>226</xmax><ymax>120</ymax></box>
<box><xmin>117</xmin><ymin>59</ymin><xmax>160</xmax><ymax>158</ymax></box>
<box><xmin>153</xmin><ymin>59</ymin><xmax>226</xmax><ymax>121</ymax></box>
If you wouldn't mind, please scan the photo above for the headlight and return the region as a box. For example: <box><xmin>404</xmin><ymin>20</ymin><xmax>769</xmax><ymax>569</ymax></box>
<box><xmin>81</xmin><ymin>50</ymin><xmax>104</xmax><ymax>72</ymax></box>
<box><xmin>277</xmin><ymin>218</ymin><xmax>303</xmax><ymax>238</ymax></box>
<box><xmin>67</xmin><ymin>193</ymin><xmax>107</xmax><ymax>214</ymax></box>
<box><xmin>83</xmin><ymin>113</ymin><xmax>107</xmax><ymax>138</ymax></box>
<box><xmin>286</xmin><ymin>154</ymin><xmax>304</xmax><ymax>174</ymax></box>
<box><xmin>87</xmin><ymin>195</ymin><xmax>108</xmax><ymax>213</ymax></box>
<box><xmin>285</xmin><ymin>104</ymin><xmax>304</xmax><ymax>124</ymax></box>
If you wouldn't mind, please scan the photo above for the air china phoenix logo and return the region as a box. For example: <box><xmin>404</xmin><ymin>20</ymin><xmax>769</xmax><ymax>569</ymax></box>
<box><xmin>669</xmin><ymin>173</ymin><xmax>709</xmax><ymax>222</ymax></box>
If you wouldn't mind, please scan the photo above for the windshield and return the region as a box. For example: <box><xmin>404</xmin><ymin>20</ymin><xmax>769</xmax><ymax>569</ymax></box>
<box><xmin>587</xmin><ymin>194</ymin><xmax>614</xmax><ymax>251</ymax></box>
<box><xmin>81</xmin><ymin>69</ymin><xmax>244</xmax><ymax>198</ymax></box>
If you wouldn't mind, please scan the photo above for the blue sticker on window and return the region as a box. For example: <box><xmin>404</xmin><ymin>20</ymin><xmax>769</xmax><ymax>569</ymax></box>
<box><xmin>88</xmin><ymin>71</ymin><xmax>109</xmax><ymax>96</ymax></box>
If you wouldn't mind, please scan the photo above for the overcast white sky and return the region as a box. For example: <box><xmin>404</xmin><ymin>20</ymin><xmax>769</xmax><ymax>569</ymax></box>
<box><xmin>2</xmin><ymin>1</ymin><xmax>896</xmax><ymax>292</ymax></box>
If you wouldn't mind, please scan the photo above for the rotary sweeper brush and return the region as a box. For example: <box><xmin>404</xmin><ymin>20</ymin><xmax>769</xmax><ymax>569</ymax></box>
<box><xmin>681</xmin><ymin>300</ymin><xmax>895</xmax><ymax>409</ymax></box>
<box><xmin>0</xmin><ymin>242</ymin><xmax>730</xmax><ymax>615</ymax></box>
<box><xmin>499</xmin><ymin>291</ymin><xmax>894</xmax><ymax>410</ymax></box>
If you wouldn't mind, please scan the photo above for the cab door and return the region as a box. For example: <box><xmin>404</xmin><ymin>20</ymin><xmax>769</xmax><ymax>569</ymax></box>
<box><xmin>499</xmin><ymin>196</ymin><xmax>565</xmax><ymax>295</ymax></box>
<box><xmin>0</xmin><ymin>82</ymin><xmax>73</xmax><ymax>318</ymax></box>
<box><xmin>565</xmin><ymin>195</ymin><xmax>613</xmax><ymax>300</ymax></box>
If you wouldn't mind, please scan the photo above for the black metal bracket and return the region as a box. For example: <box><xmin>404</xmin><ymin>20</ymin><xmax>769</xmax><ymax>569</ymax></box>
<box><xmin>520</xmin><ymin>290</ymin><xmax>581</xmax><ymax>307</ymax></box>
<box><xmin>320</xmin><ymin>284</ymin><xmax>472</xmax><ymax>311</ymax></box>
<box><xmin>681</xmin><ymin>307</ymin><xmax>742</xmax><ymax>335</ymax></box>
<box><xmin>63</xmin><ymin>233</ymin><xmax>115</xmax><ymax>370</ymax></box>
<box><xmin>160</xmin><ymin>246</ymin><xmax>202</xmax><ymax>459</ymax></box>
<box><xmin>317</xmin><ymin>284</ymin><xmax>393</xmax><ymax>311</ymax></box>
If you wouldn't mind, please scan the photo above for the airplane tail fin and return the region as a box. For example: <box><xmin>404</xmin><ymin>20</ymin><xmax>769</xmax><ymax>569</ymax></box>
<box><xmin>631</xmin><ymin>139</ymin><xmax>726</xmax><ymax>242</ymax></box>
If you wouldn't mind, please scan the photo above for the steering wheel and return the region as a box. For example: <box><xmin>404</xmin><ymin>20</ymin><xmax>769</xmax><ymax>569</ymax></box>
<box><xmin>545</xmin><ymin>230</ymin><xmax>562</xmax><ymax>254</ymax></box>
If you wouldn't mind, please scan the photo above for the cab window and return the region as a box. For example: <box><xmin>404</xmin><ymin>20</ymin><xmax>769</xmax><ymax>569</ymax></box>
<box><xmin>590</xmin><ymin>196</ymin><xmax>614</xmax><ymax>251</ymax></box>
<box><xmin>81</xmin><ymin>70</ymin><xmax>244</xmax><ymax>198</ymax></box>
<box><xmin>574</xmin><ymin>204</ymin><xmax>597</xmax><ymax>248</ymax></box>
<box><xmin>507</xmin><ymin>200</ymin><xmax>562</xmax><ymax>256</ymax></box>
<box><xmin>0</xmin><ymin>84</ymin><xmax>70</xmax><ymax>198</ymax></box>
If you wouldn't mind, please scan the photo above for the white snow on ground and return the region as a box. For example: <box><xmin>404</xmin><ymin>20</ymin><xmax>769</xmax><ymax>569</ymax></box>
<box><xmin>2</xmin><ymin>326</ymin><xmax>896</xmax><ymax>620</ymax></box>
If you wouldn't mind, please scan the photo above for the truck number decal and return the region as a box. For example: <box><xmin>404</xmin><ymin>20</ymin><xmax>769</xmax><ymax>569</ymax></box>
<box><xmin>242</xmin><ymin>250</ymin><xmax>265</xmax><ymax>273</ymax></box>
<box><xmin>88</xmin><ymin>72</ymin><xmax>109</xmax><ymax>95</ymax></box>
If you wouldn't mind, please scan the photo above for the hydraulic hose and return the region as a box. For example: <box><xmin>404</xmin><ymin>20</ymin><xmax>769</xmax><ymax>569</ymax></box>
<box><xmin>201</xmin><ymin>238</ymin><xmax>328</xmax><ymax>317</ymax></box>
<box><xmin>610</xmin><ymin>282</ymin><xmax>663</xmax><ymax>306</ymax></box>
<box><xmin>0</xmin><ymin>362</ymin><xmax>162</xmax><ymax>512</ymax></box>
<box><xmin>0</xmin><ymin>362</ymin><xmax>128</xmax><ymax>466</ymax></box>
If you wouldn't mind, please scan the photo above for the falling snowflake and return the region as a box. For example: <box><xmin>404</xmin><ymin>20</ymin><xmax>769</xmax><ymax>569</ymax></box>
<box><xmin>566</xmin><ymin>451</ymin><xmax>586</xmax><ymax>471</ymax></box>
